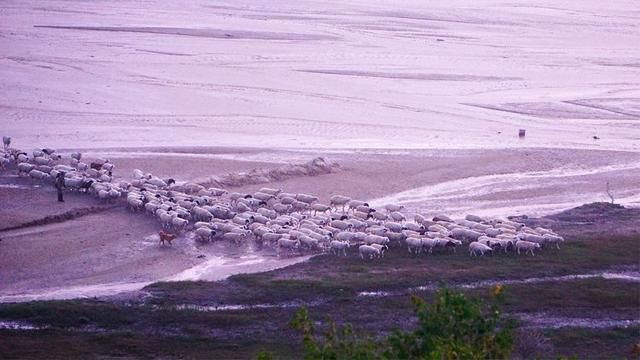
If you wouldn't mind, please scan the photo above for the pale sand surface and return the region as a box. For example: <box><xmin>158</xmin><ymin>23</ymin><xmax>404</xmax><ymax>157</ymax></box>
<box><xmin>0</xmin><ymin>0</ymin><xmax>638</xmax><ymax>151</ymax></box>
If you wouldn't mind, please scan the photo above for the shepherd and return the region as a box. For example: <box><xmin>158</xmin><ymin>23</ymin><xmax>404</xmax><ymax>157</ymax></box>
<box><xmin>55</xmin><ymin>172</ymin><xmax>65</xmax><ymax>202</ymax></box>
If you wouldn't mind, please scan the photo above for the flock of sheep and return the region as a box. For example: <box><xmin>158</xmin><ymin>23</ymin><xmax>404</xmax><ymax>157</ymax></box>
<box><xmin>1</xmin><ymin>137</ymin><xmax>565</xmax><ymax>260</ymax></box>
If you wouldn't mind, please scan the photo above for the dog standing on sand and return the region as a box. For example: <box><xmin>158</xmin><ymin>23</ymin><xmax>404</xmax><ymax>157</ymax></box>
<box><xmin>159</xmin><ymin>230</ymin><xmax>177</xmax><ymax>246</ymax></box>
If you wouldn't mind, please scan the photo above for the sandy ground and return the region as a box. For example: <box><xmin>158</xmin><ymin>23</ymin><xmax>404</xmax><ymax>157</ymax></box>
<box><xmin>0</xmin><ymin>0</ymin><xmax>638</xmax><ymax>151</ymax></box>
<box><xmin>1</xmin><ymin>147</ymin><xmax>639</xmax><ymax>302</ymax></box>
<box><xmin>0</xmin><ymin>0</ymin><xmax>638</xmax><ymax>301</ymax></box>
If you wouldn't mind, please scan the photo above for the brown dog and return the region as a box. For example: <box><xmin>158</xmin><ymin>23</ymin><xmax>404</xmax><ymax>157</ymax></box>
<box><xmin>159</xmin><ymin>230</ymin><xmax>177</xmax><ymax>246</ymax></box>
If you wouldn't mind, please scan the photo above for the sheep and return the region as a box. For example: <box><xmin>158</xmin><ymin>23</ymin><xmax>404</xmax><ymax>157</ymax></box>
<box><xmin>2</xmin><ymin>136</ymin><xmax>10</xmax><ymax>149</ymax></box>
<box><xmin>414</xmin><ymin>214</ymin><xmax>428</xmax><ymax>225</ymax></box>
<box><xmin>384</xmin><ymin>221</ymin><xmax>404</xmax><ymax>233</ymax></box>
<box><xmin>402</xmin><ymin>223</ymin><xmax>424</xmax><ymax>233</ymax></box>
<box><xmin>433</xmin><ymin>214</ymin><xmax>453</xmax><ymax>222</ymax></box>
<box><xmin>371</xmin><ymin>211</ymin><xmax>388</xmax><ymax>222</ymax></box>
<box><xmin>543</xmin><ymin>234</ymin><xmax>564</xmax><ymax>249</ymax></box>
<box><xmin>291</xmin><ymin>200</ymin><xmax>309</xmax><ymax>212</ymax></box>
<box><xmin>465</xmin><ymin>214</ymin><xmax>485</xmax><ymax>223</ymax></box>
<box><xmin>71</xmin><ymin>152</ymin><xmax>82</xmax><ymax>161</ymax></box>
<box><xmin>515</xmin><ymin>240</ymin><xmax>541</xmax><ymax>256</ymax></box>
<box><xmin>491</xmin><ymin>238</ymin><xmax>515</xmax><ymax>253</ymax></box>
<box><xmin>433</xmin><ymin>238</ymin><xmax>462</xmax><ymax>253</ymax></box>
<box><xmin>33</xmin><ymin>157</ymin><xmax>52</xmax><ymax>166</ymax></box>
<box><xmin>367</xmin><ymin>227</ymin><xmax>388</xmax><ymax>237</ymax></box>
<box><xmin>277</xmin><ymin>238</ymin><xmax>299</xmax><ymax>255</ymax></box>
<box><xmin>258</xmin><ymin>187</ymin><xmax>281</xmax><ymax>196</ymax></box>
<box><xmin>255</xmin><ymin>208</ymin><xmax>276</xmax><ymax>220</ymax></box>
<box><xmin>364</xmin><ymin>234</ymin><xmax>389</xmax><ymax>246</ymax></box>
<box><xmin>469</xmin><ymin>242</ymin><xmax>493</xmax><ymax>256</ymax></box>
<box><xmin>195</xmin><ymin>227</ymin><xmax>216</xmax><ymax>242</ymax></box>
<box><xmin>385</xmin><ymin>231</ymin><xmax>407</xmax><ymax>244</ymax></box>
<box><xmin>421</xmin><ymin>238</ymin><xmax>438</xmax><ymax>254</ymax></box>
<box><xmin>295</xmin><ymin>193</ymin><xmax>318</xmax><ymax>204</ymax></box>
<box><xmin>192</xmin><ymin>206</ymin><xmax>213</xmax><ymax>222</ymax></box>
<box><xmin>334</xmin><ymin>231</ymin><xmax>356</xmax><ymax>242</ymax></box>
<box><xmin>389</xmin><ymin>211</ymin><xmax>406</xmax><ymax>222</ymax></box>
<box><xmin>208</xmin><ymin>187</ymin><xmax>227</xmax><ymax>196</ymax></box>
<box><xmin>223</xmin><ymin>232</ymin><xmax>247</xmax><ymax>245</ymax></box>
<box><xmin>28</xmin><ymin>169</ymin><xmax>48</xmax><ymax>180</ymax></box>
<box><xmin>158</xmin><ymin>212</ymin><xmax>175</xmax><ymax>229</ymax></box>
<box><xmin>17</xmin><ymin>163</ymin><xmax>35</xmax><ymax>176</ymax></box>
<box><xmin>234</xmin><ymin>202</ymin><xmax>251</xmax><ymax>213</ymax></box>
<box><xmin>209</xmin><ymin>206</ymin><xmax>235</xmax><ymax>220</ymax></box>
<box><xmin>352</xmin><ymin>210</ymin><xmax>371</xmax><ymax>220</ymax></box>
<box><xmin>428</xmin><ymin>224</ymin><xmax>449</xmax><ymax>234</ymax></box>
<box><xmin>253</xmin><ymin>192</ymin><xmax>275</xmax><ymax>202</ymax></box>
<box><xmin>232</xmin><ymin>215</ymin><xmax>252</xmax><ymax>226</ymax></box>
<box><xmin>147</xmin><ymin>177</ymin><xmax>167</xmax><ymax>188</ymax></box>
<box><xmin>518</xmin><ymin>233</ymin><xmax>546</xmax><ymax>246</ymax></box>
<box><xmin>311</xmin><ymin>203</ymin><xmax>331</xmax><ymax>215</ymax></box>
<box><xmin>330</xmin><ymin>195</ymin><xmax>351</xmax><ymax>211</ymax></box>
<box><xmin>330</xmin><ymin>220</ymin><xmax>352</xmax><ymax>231</ymax></box>
<box><xmin>300</xmin><ymin>228</ymin><xmax>330</xmax><ymax>242</ymax></box>
<box><xmin>370</xmin><ymin>243</ymin><xmax>388</xmax><ymax>257</ymax></box>
<box><xmin>406</xmin><ymin>237</ymin><xmax>423</xmax><ymax>254</ymax></box>
<box><xmin>359</xmin><ymin>244</ymin><xmax>380</xmax><ymax>260</ymax></box>
<box><xmin>280</xmin><ymin>196</ymin><xmax>296</xmax><ymax>205</ymax></box>
<box><xmin>298</xmin><ymin>235</ymin><xmax>320</xmax><ymax>251</ymax></box>
<box><xmin>277</xmin><ymin>192</ymin><xmax>296</xmax><ymax>200</ymax></box>
<box><xmin>261</xmin><ymin>233</ymin><xmax>283</xmax><ymax>246</ymax></box>
<box><xmin>145</xmin><ymin>202</ymin><xmax>161</xmax><ymax>215</ymax></box>
<box><xmin>484</xmin><ymin>228</ymin><xmax>502</xmax><ymax>238</ymax></box>
<box><xmin>451</xmin><ymin>228</ymin><xmax>483</xmax><ymax>242</ymax></box>
<box><xmin>477</xmin><ymin>235</ymin><xmax>497</xmax><ymax>247</ymax></box>
<box><xmin>330</xmin><ymin>240</ymin><xmax>350</xmax><ymax>256</ymax></box>
<box><xmin>383</xmin><ymin>204</ymin><xmax>403</xmax><ymax>213</ymax></box>
<box><xmin>348</xmin><ymin>200</ymin><xmax>368</xmax><ymax>212</ymax></box>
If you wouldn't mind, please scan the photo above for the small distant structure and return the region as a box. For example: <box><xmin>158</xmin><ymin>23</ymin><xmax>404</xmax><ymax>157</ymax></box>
<box><xmin>518</xmin><ymin>129</ymin><xmax>526</xmax><ymax>138</ymax></box>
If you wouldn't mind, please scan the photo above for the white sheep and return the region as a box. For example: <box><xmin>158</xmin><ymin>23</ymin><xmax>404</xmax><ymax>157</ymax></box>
<box><xmin>17</xmin><ymin>163</ymin><xmax>35</xmax><ymax>176</ymax></box>
<box><xmin>469</xmin><ymin>242</ymin><xmax>493</xmax><ymax>256</ymax></box>
<box><xmin>515</xmin><ymin>240</ymin><xmax>541</xmax><ymax>256</ymax></box>
<box><xmin>295</xmin><ymin>193</ymin><xmax>318</xmax><ymax>204</ymax></box>
<box><xmin>364</xmin><ymin>234</ymin><xmax>389</xmax><ymax>246</ymax></box>
<box><xmin>406</xmin><ymin>237</ymin><xmax>423</xmax><ymax>254</ymax></box>
<box><xmin>330</xmin><ymin>240</ymin><xmax>350</xmax><ymax>256</ymax></box>
<box><xmin>311</xmin><ymin>203</ymin><xmax>331</xmax><ymax>215</ymax></box>
<box><xmin>277</xmin><ymin>238</ymin><xmax>299</xmax><ymax>255</ymax></box>
<box><xmin>359</xmin><ymin>244</ymin><xmax>380</xmax><ymax>260</ymax></box>
<box><xmin>370</xmin><ymin>243</ymin><xmax>387</xmax><ymax>257</ymax></box>
<box><xmin>29</xmin><ymin>169</ymin><xmax>50</xmax><ymax>181</ymax></box>
<box><xmin>330</xmin><ymin>195</ymin><xmax>351</xmax><ymax>211</ymax></box>
<box><xmin>33</xmin><ymin>157</ymin><xmax>52</xmax><ymax>166</ymax></box>
<box><xmin>258</xmin><ymin>187</ymin><xmax>281</xmax><ymax>196</ymax></box>
<box><xmin>543</xmin><ymin>234</ymin><xmax>564</xmax><ymax>249</ymax></box>
<box><xmin>347</xmin><ymin>200</ymin><xmax>368</xmax><ymax>212</ymax></box>
<box><xmin>195</xmin><ymin>227</ymin><xmax>216</xmax><ymax>242</ymax></box>
<box><xmin>253</xmin><ymin>192</ymin><xmax>275</xmax><ymax>202</ymax></box>
<box><xmin>389</xmin><ymin>211</ymin><xmax>406</xmax><ymax>222</ymax></box>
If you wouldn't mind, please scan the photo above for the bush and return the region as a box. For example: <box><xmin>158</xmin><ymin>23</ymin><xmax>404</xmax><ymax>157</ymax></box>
<box><xmin>287</xmin><ymin>287</ymin><xmax>513</xmax><ymax>360</ymax></box>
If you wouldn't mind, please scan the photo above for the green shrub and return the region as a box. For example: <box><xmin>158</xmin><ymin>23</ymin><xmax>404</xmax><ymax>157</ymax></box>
<box><xmin>288</xmin><ymin>287</ymin><xmax>513</xmax><ymax>360</ymax></box>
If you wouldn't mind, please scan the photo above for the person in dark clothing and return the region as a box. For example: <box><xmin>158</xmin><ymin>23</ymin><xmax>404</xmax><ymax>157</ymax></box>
<box><xmin>55</xmin><ymin>172</ymin><xmax>65</xmax><ymax>202</ymax></box>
